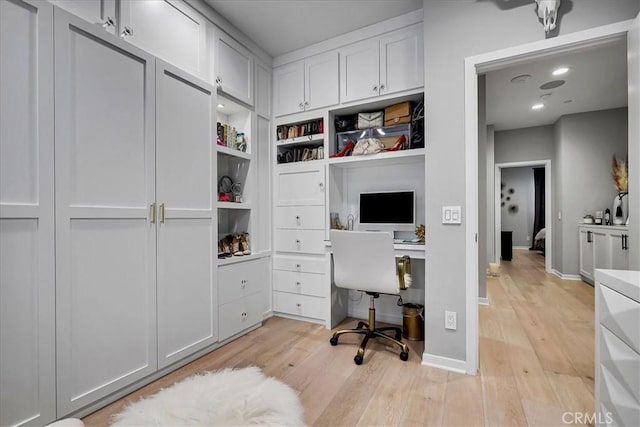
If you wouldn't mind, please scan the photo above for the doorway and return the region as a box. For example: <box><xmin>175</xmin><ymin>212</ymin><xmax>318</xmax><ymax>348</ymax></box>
<box><xmin>463</xmin><ymin>18</ymin><xmax>638</xmax><ymax>374</ymax></box>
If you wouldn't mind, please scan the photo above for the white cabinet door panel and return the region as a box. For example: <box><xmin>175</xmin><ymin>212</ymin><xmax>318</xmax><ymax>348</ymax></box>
<box><xmin>156</xmin><ymin>62</ymin><xmax>216</xmax><ymax>369</ymax></box>
<box><xmin>54</xmin><ymin>11</ymin><xmax>157</xmax><ymax>415</ymax></box>
<box><xmin>256</xmin><ymin>61</ymin><xmax>271</xmax><ymax>118</ymax></box>
<box><xmin>0</xmin><ymin>1</ymin><xmax>55</xmax><ymax>426</ymax></box>
<box><xmin>120</xmin><ymin>0</ymin><xmax>207</xmax><ymax>79</ymax></box>
<box><xmin>49</xmin><ymin>0</ymin><xmax>116</xmax><ymax>33</ymax></box>
<box><xmin>274</xmin><ymin>165</ymin><xmax>325</xmax><ymax>206</ymax></box>
<box><xmin>579</xmin><ymin>229</ymin><xmax>594</xmax><ymax>281</ymax></box>
<box><xmin>216</xmin><ymin>34</ymin><xmax>253</xmax><ymax>106</ymax></box>
<box><xmin>273</xmin><ymin>61</ymin><xmax>304</xmax><ymax>116</ymax></box>
<box><xmin>305</xmin><ymin>51</ymin><xmax>339</xmax><ymax>111</ymax></box>
<box><xmin>608</xmin><ymin>231</ymin><xmax>629</xmax><ymax>271</ymax></box>
<box><xmin>379</xmin><ymin>25</ymin><xmax>424</xmax><ymax>96</ymax></box>
<box><xmin>339</xmin><ymin>39</ymin><xmax>379</xmax><ymax>103</ymax></box>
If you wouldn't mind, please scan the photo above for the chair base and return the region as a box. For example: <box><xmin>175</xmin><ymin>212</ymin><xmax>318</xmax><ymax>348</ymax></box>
<box><xmin>329</xmin><ymin>308</ymin><xmax>409</xmax><ymax>365</ymax></box>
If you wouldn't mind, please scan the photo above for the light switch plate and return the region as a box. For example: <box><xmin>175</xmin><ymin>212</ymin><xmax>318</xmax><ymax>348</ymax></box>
<box><xmin>442</xmin><ymin>206</ymin><xmax>462</xmax><ymax>224</ymax></box>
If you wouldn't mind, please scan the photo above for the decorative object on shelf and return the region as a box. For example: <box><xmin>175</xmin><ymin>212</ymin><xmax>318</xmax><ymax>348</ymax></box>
<box><xmin>352</xmin><ymin>138</ymin><xmax>384</xmax><ymax>156</ymax></box>
<box><xmin>231</xmin><ymin>182</ymin><xmax>243</xmax><ymax>203</ymax></box>
<box><xmin>218</xmin><ymin>175</ymin><xmax>233</xmax><ymax>202</ymax></box>
<box><xmin>612</xmin><ymin>155</ymin><xmax>629</xmax><ymax>225</ymax></box>
<box><xmin>415</xmin><ymin>224</ymin><xmax>425</xmax><ymax>243</ymax></box>
<box><xmin>347</xmin><ymin>214</ymin><xmax>355</xmax><ymax>231</ymax></box>
<box><xmin>384</xmin><ymin>102</ymin><xmax>411</xmax><ymax>126</ymax></box>
<box><xmin>583</xmin><ymin>214</ymin><xmax>595</xmax><ymax>224</ymax></box>
<box><xmin>410</xmin><ymin>100</ymin><xmax>424</xmax><ymax>149</ymax></box>
<box><xmin>357</xmin><ymin>111</ymin><xmax>384</xmax><ymax>129</ymax></box>
<box><xmin>330</xmin><ymin>212</ymin><xmax>346</xmax><ymax>230</ymax></box>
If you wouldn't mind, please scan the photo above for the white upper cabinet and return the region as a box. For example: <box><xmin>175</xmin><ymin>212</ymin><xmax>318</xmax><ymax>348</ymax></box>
<box><xmin>340</xmin><ymin>24</ymin><xmax>423</xmax><ymax>103</ymax></box>
<box><xmin>274</xmin><ymin>51</ymin><xmax>339</xmax><ymax>117</ymax></box>
<box><xmin>49</xmin><ymin>0</ymin><xmax>116</xmax><ymax>33</ymax></box>
<box><xmin>119</xmin><ymin>0</ymin><xmax>208</xmax><ymax>79</ymax></box>
<box><xmin>256</xmin><ymin>61</ymin><xmax>272</xmax><ymax>118</ymax></box>
<box><xmin>215</xmin><ymin>32</ymin><xmax>254</xmax><ymax>106</ymax></box>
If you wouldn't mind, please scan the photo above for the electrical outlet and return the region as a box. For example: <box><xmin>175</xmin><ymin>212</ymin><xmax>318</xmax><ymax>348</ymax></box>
<box><xmin>526</xmin><ymin>235</ymin><xmax>531</xmax><ymax>241</ymax></box>
<box><xmin>445</xmin><ymin>311</ymin><xmax>457</xmax><ymax>330</ymax></box>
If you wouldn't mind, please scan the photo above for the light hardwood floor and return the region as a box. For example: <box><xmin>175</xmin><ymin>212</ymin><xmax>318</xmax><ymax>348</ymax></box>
<box><xmin>83</xmin><ymin>249</ymin><xmax>595</xmax><ymax>426</ymax></box>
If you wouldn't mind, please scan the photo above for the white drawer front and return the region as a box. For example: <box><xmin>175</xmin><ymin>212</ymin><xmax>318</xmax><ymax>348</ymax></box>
<box><xmin>273</xmin><ymin>270</ymin><xmax>325</xmax><ymax>298</ymax></box>
<box><xmin>599</xmin><ymin>364</ymin><xmax>640</xmax><ymax>426</ymax></box>
<box><xmin>218</xmin><ymin>259</ymin><xmax>267</xmax><ymax>305</ymax></box>
<box><xmin>275</xmin><ymin>206</ymin><xmax>325</xmax><ymax>230</ymax></box>
<box><xmin>219</xmin><ymin>292</ymin><xmax>265</xmax><ymax>341</ymax></box>
<box><xmin>599</xmin><ymin>284</ymin><xmax>640</xmax><ymax>354</ymax></box>
<box><xmin>275</xmin><ymin>229</ymin><xmax>325</xmax><ymax>254</ymax></box>
<box><xmin>599</xmin><ymin>325</ymin><xmax>640</xmax><ymax>405</ymax></box>
<box><xmin>275</xmin><ymin>166</ymin><xmax>325</xmax><ymax>206</ymax></box>
<box><xmin>273</xmin><ymin>255</ymin><xmax>326</xmax><ymax>274</ymax></box>
<box><xmin>273</xmin><ymin>291</ymin><xmax>325</xmax><ymax>320</ymax></box>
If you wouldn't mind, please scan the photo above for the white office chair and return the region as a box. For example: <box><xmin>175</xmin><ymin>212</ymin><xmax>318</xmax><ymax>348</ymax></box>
<box><xmin>329</xmin><ymin>230</ymin><xmax>411</xmax><ymax>365</ymax></box>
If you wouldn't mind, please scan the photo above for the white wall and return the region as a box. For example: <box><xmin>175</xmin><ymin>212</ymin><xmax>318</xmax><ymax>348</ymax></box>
<box><xmin>422</xmin><ymin>0</ymin><xmax>639</xmax><ymax>363</ymax></box>
<box><xmin>495</xmin><ymin>125</ymin><xmax>555</xmax><ymax>164</ymax></box>
<box><xmin>500</xmin><ymin>167</ymin><xmax>535</xmax><ymax>248</ymax></box>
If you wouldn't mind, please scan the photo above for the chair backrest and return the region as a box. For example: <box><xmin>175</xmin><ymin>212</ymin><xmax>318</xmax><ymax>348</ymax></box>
<box><xmin>330</xmin><ymin>230</ymin><xmax>398</xmax><ymax>294</ymax></box>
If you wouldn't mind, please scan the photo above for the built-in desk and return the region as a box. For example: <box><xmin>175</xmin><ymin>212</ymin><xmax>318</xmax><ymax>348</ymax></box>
<box><xmin>324</xmin><ymin>240</ymin><xmax>426</xmax><ymax>259</ymax></box>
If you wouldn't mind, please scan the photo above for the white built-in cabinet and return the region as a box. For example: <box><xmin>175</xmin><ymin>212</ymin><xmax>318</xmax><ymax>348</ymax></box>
<box><xmin>215</xmin><ymin>31</ymin><xmax>254</xmax><ymax>106</ymax></box>
<box><xmin>274</xmin><ymin>163</ymin><xmax>326</xmax><ymax>206</ymax></box>
<box><xmin>579</xmin><ymin>225</ymin><xmax>630</xmax><ymax>284</ymax></box>
<box><xmin>256</xmin><ymin>61</ymin><xmax>272</xmax><ymax>118</ymax></box>
<box><xmin>273</xmin><ymin>51</ymin><xmax>339</xmax><ymax>116</ymax></box>
<box><xmin>340</xmin><ymin>24</ymin><xmax>423</xmax><ymax>103</ymax></box>
<box><xmin>49</xmin><ymin>0</ymin><xmax>116</xmax><ymax>32</ymax></box>
<box><xmin>0</xmin><ymin>1</ymin><xmax>56</xmax><ymax>426</ymax></box>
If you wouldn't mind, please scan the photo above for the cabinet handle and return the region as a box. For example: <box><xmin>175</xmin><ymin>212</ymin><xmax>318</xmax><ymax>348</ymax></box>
<box><xmin>296</xmin><ymin>263</ymin><xmax>301</xmax><ymax>269</ymax></box>
<box><xmin>304</xmin><ymin>101</ymin><xmax>309</xmax><ymax>109</ymax></box>
<box><xmin>120</xmin><ymin>26</ymin><xmax>133</xmax><ymax>38</ymax></box>
<box><xmin>159</xmin><ymin>203</ymin><xmax>165</xmax><ymax>224</ymax></box>
<box><xmin>296</xmin><ymin>303</ymin><xmax>301</xmax><ymax>308</ymax></box>
<box><xmin>319</xmin><ymin>182</ymin><xmax>324</xmax><ymax>190</ymax></box>
<box><xmin>216</xmin><ymin>76</ymin><xmax>222</xmax><ymax>84</ymax></box>
<box><xmin>295</xmin><ymin>239</ymin><xmax>301</xmax><ymax>247</ymax></box>
<box><xmin>298</xmin><ymin>102</ymin><xmax>304</xmax><ymax>111</ymax></box>
<box><xmin>296</xmin><ymin>281</ymin><xmax>301</xmax><ymax>286</ymax></box>
<box><xmin>101</xmin><ymin>16</ymin><xmax>116</xmax><ymax>29</ymax></box>
<box><xmin>623</xmin><ymin>234</ymin><xmax>629</xmax><ymax>250</ymax></box>
<box><xmin>150</xmin><ymin>203</ymin><xmax>156</xmax><ymax>223</ymax></box>
<box><xmin>372</xmin><ymin>85</ymin><xmax>378</xmax><ymax>92</ymax></box>
<box><xmin>379</xmin><ymin>83</ymin><xmax>386</xmax><ymax>91</ymax></box>
<box><xmin>296</xmin><ymin>215</ymin><xmax>301</xmax><ymax>225</ymax></box>
<box><xmin>587</xmin><ymin>231</ymin><xmax>592</xmax><ymax>243</ymax></box>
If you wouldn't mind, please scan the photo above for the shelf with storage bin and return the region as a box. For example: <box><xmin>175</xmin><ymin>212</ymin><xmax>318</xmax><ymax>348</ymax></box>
<box><xmin>276</xmin><ymin>117</ymin><xmax>325</xmax><ymax>164</ymax></box>
<box><xmin>328</xmin><ymin>147</ymin><xmax>425</xmax><ymax>169</ymax></box>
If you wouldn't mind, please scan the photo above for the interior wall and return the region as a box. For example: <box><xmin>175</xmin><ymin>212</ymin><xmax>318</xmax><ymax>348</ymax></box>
<box><xmin>478</xmin><ymin>75</ymin><xmax>487</xmax><ymax>300</ymax></box>
<box><xmin>494</xmin><ymin>125</ymin><xmax>555</xmax><ymax>163</ymax></box>
<box><xmin>422</xmin><ymin>0</ymin><xmax>639</xmax><ymax>363</ymax></box>
<box><xmin>500</xmin><ymin>167</ymin><xmax>535</xmax><ymax>247</ymax></box>
<box><xmin>554</xmin><ymin>107</ymin><xmax>629</xmax><ymax>275</ymax></box>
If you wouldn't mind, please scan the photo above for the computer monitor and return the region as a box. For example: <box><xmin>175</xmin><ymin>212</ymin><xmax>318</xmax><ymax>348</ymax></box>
<box><xmin>359</xmin><ymin>191</ymin><xmax>415</xmax><ymax>232</ymax></box>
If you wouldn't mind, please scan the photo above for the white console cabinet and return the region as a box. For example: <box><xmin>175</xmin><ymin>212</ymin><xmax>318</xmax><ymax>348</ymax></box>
<box><xmin>579</xmin><ymin>225</ymin><xmax>630</xmax><ymax>284</ymax></box>
<box><xmin>595</xmin><ymin>269</ymin><xmax>640</xmax><ymax>426</ymax></box>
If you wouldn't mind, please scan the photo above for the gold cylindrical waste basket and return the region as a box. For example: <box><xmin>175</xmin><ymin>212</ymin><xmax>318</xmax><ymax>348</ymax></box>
<box><xmin>402</xmin><ymin>303</ymin><xmax>424</xmax><ymax>341</ymax></box>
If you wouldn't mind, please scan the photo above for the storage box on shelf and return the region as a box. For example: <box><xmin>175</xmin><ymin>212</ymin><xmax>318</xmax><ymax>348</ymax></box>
<box><xmin>275</xmin><ymin>118</ymin><xmax>325</xmax><ymax>164</ymax></box>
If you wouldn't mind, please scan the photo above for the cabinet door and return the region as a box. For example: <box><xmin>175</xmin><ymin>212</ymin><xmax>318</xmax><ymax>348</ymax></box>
<box><xmin>579</xmin><ymin>229</ymin><xmax>594</xmax><ymax>281</ymax></box>
<box><xmin>593</xmin><ymin>230</ymin><xmax>609</xmax><ymax>272</ymax></box>
<box><xmin>156</xmin><ymin>61</ymin><xmax>217</xmax><ymax>369</ymax></box>
<box><xmin>49</xmin><ymin>0</ymin><xmax>116</xmax><ymax>33</ymax></box>
<box><xmin>0</xmin><ymin>2</ymin><xmax>56</xmax><ymax>426</ymax></box>
<box><xmin>273</xmin><ymin>60</ymin><xmax>305</xmax><ymax>116</ymax></box>
<box><xmin>119</xmin><ymin>0</ymin><xmax>207</xmax><ymax>79</ymax></box>
<box><xmin>339</xmin><ymin>38</ymin><xmax>380</xmax><ymax>103</ymax></box>
<box><xmin>216</xmin><ymin>33</ymin><xmax>254</xmax><ymax>106</ymax></box>
<box><xmin>256</xmin><ymin>61</ymin><xmax>271</xmax><ymax>118</ymax></box>
<box><xmin>219</xmin><ymin>291</ymin><xmax>265</xmax><ymax>342</ymax></box>
<box><xmin>274</xmin><ymin>164</ymin><xmax>325</xmax><ymax>206</ymax></box>
<box><xmin>305</xmin><ymin>51</ymin><xmax>339</xmax><ymax>111</ymax></box>
<box><xmin>379</xmin><ymin>25</ymin><xmax>424</xmax><ymax>96</ymax></box>
<box><xmin>608</xmin><ymin>230</ymin><xmax>629</xmax><ymax>270</ymax></box>
<box><xmin>54</xmin><ymin>11</ymin><xmax>157</xmax><ymax>415</ymax></box>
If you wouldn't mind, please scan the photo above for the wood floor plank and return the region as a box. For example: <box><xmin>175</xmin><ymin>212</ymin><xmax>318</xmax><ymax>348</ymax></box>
<box><xmin>442</xmin><ymin>372</ymin><xmax>485</xmax><ymax>426</ymax></box>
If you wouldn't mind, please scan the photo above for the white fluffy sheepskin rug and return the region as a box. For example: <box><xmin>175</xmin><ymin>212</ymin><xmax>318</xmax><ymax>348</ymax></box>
<box><xmin>111</xmin><ymin>366</ymin><xmax>306</xmax><ymax>426</ymax></box>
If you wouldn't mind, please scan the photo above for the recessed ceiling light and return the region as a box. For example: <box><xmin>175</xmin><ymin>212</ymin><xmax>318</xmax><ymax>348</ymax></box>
<box><xmin>217</xmin><ymin>103</ymin><xmax>225</xmax><ymax>109</ymax></box>
<box><xmin>531</xmin><ymin>103</ymin><xmax>545</xmax><ymax>110</ymax></box>
<box><xmin>510</xmin><ymin>74</ymin><xmax>532</xmax><ymax>84</ymax></box>
<box><xmin>540</xmin><ymin>93</ymin><xmax>552</xmax><ymax>100</ymax></box>
<box><xmin>552</xmin><ymin>67</ymin><xmax>570</xmax><ymax>76</ymax></box>
<box><xmin>540</xmin><ymin>80</ymin><xmax>565</xmax><ymax>90</ymax></box>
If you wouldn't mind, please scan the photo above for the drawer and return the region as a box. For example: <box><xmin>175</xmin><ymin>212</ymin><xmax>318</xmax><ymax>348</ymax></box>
<box><xmin>599</xmin><ymin>364</ymin><xmax>640</xmax><ymax>426</ymax></box>
<box><xmin>275</xmin><ymin>206</ymin><xmax>325</xmax><ymax>230</ymax></box>
<box><xmin>273</xmin><ymin>291</ymin><xmax>325</xmax><ymax>320</ymax></box>
<box><xmin>275</xmin><ymin>229</ymin><xmax>325</xmax><ymax>254</ymax></box>
<box><xmin>599</xmin><ymin>284</ymin><xmax>640</xmax><ymax>353</ymax></box>
<box><xmin>218</xmin><ymin>258</ymin><xmax>268</xmax><ymax>305</ymax></box>
<box><xmin>219</xmin><ymin>292</ymin><xmax>265</xmax><ymax>341</ymax></box>
<box><xmin>273</xmin><ymin>255</ymin><xmax>326</xmax><ymax>274</ymax></box>
<box><xmin>599</xmin><ymin>325</ymin><xmax>640</xmax><ymax>404</ymax></box>
<box><xmin>273</xmin><ymin>270</ymin><xmax>325</xmax><ymax>298</ymax></box>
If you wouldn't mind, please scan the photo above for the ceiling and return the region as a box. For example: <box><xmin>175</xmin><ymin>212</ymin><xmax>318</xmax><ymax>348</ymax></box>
<box><xmin>203</xmin><ymin>0</ymin><xmax>423</xmax><ymax>58</ymax></box>
<box><xmin>486</xmin><ymin>39</ymin><xmax>628</xmax><ymax>131</ymax></box>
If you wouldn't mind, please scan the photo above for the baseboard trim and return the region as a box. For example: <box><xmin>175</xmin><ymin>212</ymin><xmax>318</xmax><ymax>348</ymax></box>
<box><xmin>348</xmin><ymin>309</ymin><xmax>402</xmax><ymax>326</ymax></box>
<box><xmin>421</xmin><ymin>353</ymin><xmax>468</xmax><ymax>374</ymax></box>
<box><xmin>551</xmin><ymin>269</ymin><xmax>582</xmax><ymax>281</ymax></box>
<box><xmin>513</xmin><ymin>246</ymin><xmax>530</xmax><ymax>250</ymax></box>
<box><xmin>478</xmin><ymin>297</ymin><xmax>489</xmax><ymax>305</ymax></box>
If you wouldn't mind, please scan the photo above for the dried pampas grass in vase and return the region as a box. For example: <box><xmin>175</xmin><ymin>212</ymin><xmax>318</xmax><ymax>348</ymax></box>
<box><xmin>415</xmin><ymin>224</ymin><xmax>425</xmax><ymax>243</ymax></box>
<box><xmin>612</xmin><ymin>156</ymin><xmax>628</xmax><ymax>192</ymax></box>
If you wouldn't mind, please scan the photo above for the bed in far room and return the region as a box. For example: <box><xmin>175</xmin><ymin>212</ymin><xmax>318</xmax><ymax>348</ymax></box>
<box><xmin>533</xmin><ymin>228</ymin><xmax>545</xmax><ymax>254</ymax></box>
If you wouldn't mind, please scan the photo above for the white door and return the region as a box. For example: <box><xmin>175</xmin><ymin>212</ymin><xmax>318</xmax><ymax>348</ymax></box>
<box><xmin>216</xmin><ymin>33</ymin><xmax>253</xmax><ymax>106</ymax></box>
<box><xmin>49</xmin><ymin>0</ymin><xmax>116</xmax><ymax>33</ymax></box>
<box><xmin>54</xmin><ymin>10</ymin><xmax>157</xmax><ymax>415</ymax></box>
<box><xmin>339</xmin><ymin>38</ymin><xmax>380</xmax><ymax>103</ymax></box>
<box><xmin>379</xmin><ymin>25</ymin><xmax>424</xmax><ymax>96</ymax></box>
<box><xmin>305</xmin><ymin>51</ymin><xmax>339</xmax><ymax>111</ymax></box>
<box><xmin>608</xmin><ymin>230</ymin><xmax>629</xmax><ymax>270</ymax></box>
<box><xmin>579</xmin><ymin>229</ymin><xmax>594</xmax><ymax>281</ymax></box>
<box><xmin>274</xmin><ymin>164</ymin><xmax>325</xmax><ymax>206</ymax></box>
<box><xmin>119</xmin><ymin>0</ymin><xmax>207</xmax><ymax>79</ymax></box>
<box><xmin>156</xmin><ymin>61</ymin><xmax>217</xmax><ymax>369</ymax></box>
<box><xmin>0</xmin><ymin>2</ymin><xmax>55</xmax><ymax>426</ymax></box>
<box><xmin>273</xmin><ymin>60</ymin><xmax>304</xmax><ymax>116</ymax></box>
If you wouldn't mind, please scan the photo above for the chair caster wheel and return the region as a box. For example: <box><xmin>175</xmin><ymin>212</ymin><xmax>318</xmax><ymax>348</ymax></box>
<box><xmin>329</xmin><ymin>337</ymin><xmax>338</xmax><ymax>346</ymax></box>
<box><xmin>400</xmin><ymin>352</ymin><xmax>409</xmax><ymax>361</ymax></box>
<box><xmin>354</xmin><ymin>355</ymin><xmax>363</xmax><ymax>365</ymax></box>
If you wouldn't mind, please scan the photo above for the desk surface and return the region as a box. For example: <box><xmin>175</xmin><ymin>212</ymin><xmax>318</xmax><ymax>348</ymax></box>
<box><xmin>324</xmin><ymin>240</ymin><xmax>426</xmax><ymax>259</ymax></box>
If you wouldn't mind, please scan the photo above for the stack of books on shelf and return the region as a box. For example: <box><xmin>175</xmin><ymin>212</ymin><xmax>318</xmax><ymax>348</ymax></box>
<box><xmin>217</xmin><ymin>122</ymin><xmax>246</xmax><ymax>152</ymax></box>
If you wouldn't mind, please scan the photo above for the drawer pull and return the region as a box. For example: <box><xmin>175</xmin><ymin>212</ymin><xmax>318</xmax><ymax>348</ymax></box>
<box><xmin>296</xmin><ymin>215</ymin><xmax>301</xmax><ymax>225</ymax></box>
<box><xmin>296</xmin><ymin>303</ymin><xmax>301</xmax><ymax>308</ymax></box>
<box><xmin>240</xmin><ymin>280</ymin><xmax>246</xmax><ymax>288</ymax></box>
<box><xmin>296</xmin><ymin>281</ymin><xmax>301</xmax><ymax>286</ymax></box>
<box><xmin>241</xmin><ymin>312</ymin><xmax>247</xmax><ymax>319</ymax></box>
<box><xmin>295</xmin><ymin>239</ymin><xmax>301</xmax><ymax>247</ymax></box>
<box><xmin>296</xmin><ymin>263</ymin><xmax>301</xmax><ymax>269</ymax></box>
